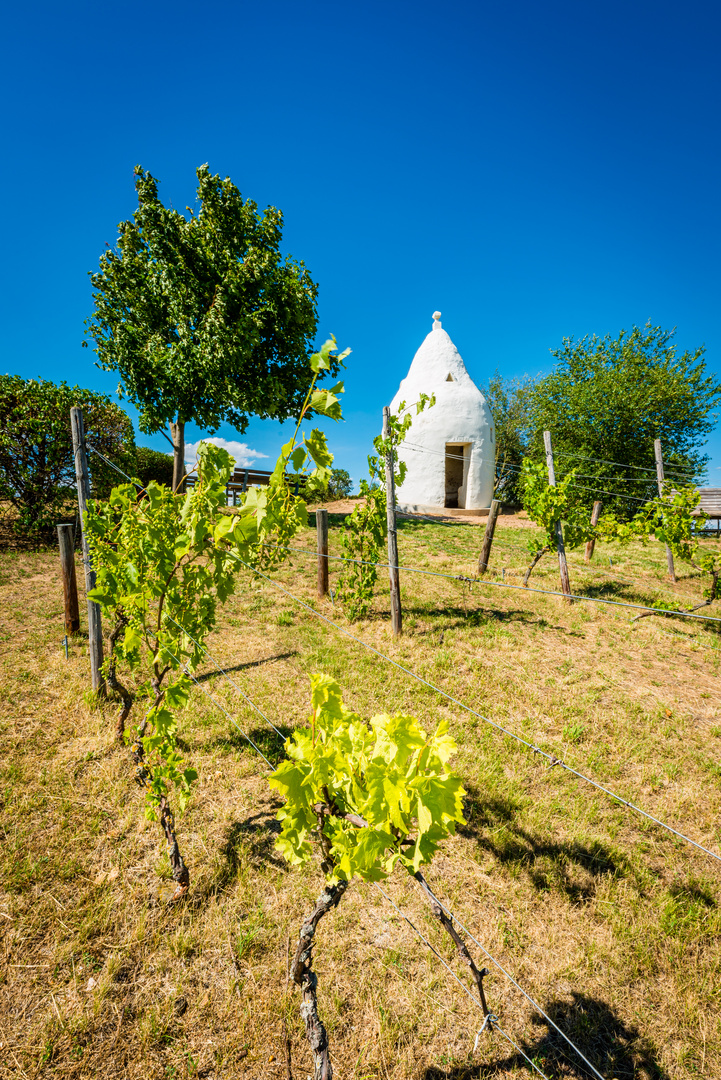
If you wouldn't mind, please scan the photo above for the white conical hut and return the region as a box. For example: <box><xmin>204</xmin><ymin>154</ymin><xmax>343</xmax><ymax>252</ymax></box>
<box><xmin>389</xmin><ymin>312</ymin><xmax>495</xmax><ymax>513</ymax></box>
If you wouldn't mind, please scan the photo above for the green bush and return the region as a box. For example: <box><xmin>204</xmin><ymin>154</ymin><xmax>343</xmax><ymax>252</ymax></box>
<box><xmin>135</xmin><ymin>446</ymin><xmax>174</xmax><ymax>489</ymax></box>
<box><xmin>0</xmin><ymin>375</ymin><xmax>135</xmax><ymax>534</ymax></box>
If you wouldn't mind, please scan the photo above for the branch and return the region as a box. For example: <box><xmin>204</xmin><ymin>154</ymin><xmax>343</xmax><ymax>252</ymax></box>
<box><xmin>414</xmin><ymin>871</ymin><xmax>491</xmax><ymax>1016</ymax></box>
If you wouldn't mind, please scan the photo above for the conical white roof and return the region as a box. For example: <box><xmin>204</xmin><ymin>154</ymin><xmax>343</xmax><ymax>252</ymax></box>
<box><xmin>390</xmin><ymin>312</ymin><xmax>486</xmax><ymax>409</ymax></box>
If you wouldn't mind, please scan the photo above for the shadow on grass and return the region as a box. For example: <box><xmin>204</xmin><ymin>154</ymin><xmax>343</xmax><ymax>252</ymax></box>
<box><xmin>402</xmin><ymin>602</ymin><xmax>568</xmax><ymax>634</ymax></box>
<box><xmin>422</xmin><ymin>991</ymin><xmax>669</xmax><ymax>1078</ymax></box>
<box><xmin>220</xmin><ymin>810</ymin><xmax>285</xmax><ymax>876</ymax></box>
<box><xmin>201</xmin><ymin>722</ymin><xmax>291</xmax><ymax>765</ymax></box>
<box><xmin>193</xmin><ymin>651</ymin><xmax>297</xmax><ymax>684</ymax></box>
<box><xmin>459</xmin><ymin>784</ymin><xmax>632</xmax><ymax>903</ymax></box>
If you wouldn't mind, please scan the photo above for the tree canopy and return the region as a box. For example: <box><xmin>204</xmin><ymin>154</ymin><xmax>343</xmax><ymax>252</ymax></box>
<box><xmin>481</xmin><ymin>371</ymin><xmax>537</xmax><ymax>504</ymax></box>
<box><xmin>0</xmin><ymin>375</ymin><xmax>135</xmax><ymax>534</ymax></box>
<box><xmin>527</xmin><ymin>324</ymin><xmax>721</xmax><ymax>515</ymax></box>
<box><xmin>86</xmin><ymin>164</ymin><xmax>333</xmax><ymax>488</ymax></box>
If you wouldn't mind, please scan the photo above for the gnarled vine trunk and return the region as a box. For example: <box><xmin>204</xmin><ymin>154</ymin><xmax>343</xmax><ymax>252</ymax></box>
<box><xmin>290</xmin><ymin>879</ymin><xmax>349</xmax><ymax>1080</ymax></box>
<box><xmin>523</xmin><ymin>545</ymin><xmax>550</xmax><ymax>587</ymax></box>
<box><xmin>132</xmin><ymin>684</ymin><xmax>190</xmax><ymax>901</ymax></box>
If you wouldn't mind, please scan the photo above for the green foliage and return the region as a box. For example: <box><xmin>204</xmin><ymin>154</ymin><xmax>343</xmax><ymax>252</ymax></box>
<box><xmin>0</xmin><ymin>375</ymin><xmax>135</xmax><ymax>534</ymax></box>
<box><xmin>527</xmin><ymin>325</ymin><xmax>721</xmax><ymax>516</ymax></box>
<box><xmin>134</xmin><ymin>446</ymin><xmax>174</xmax><ymax>489</ymax></box>
<box><xmin>325</xmin><ymin>468</ymin><xmax>353</xmax><ymax>501</ymax></box>
<box><xmin>337</xmin><ymin>395</ymin><xmax>433</xmax><ymax>619</ymax></box>
<box><xmin>594</xmin><ymin>482</ymin><xmax>721</xmax><ymax>610</ymax></box>
<box><xmin>269</xmin><ymin>675</ymin><xmax>466</xmax><ymax>883</ymax></box>
<box><xmin>519</xmin><ymin>461</ymin><xmax>595</xmax><ymax>581</ymax></box>
<box><xmin>481</xmin><ymin>371</ymin><xmax>538</xmax><ymax>503</ymax></box>
<box><xmin>85</xmin><ymin>338</ymin><xmax>348</xmax><ymax>822</ymax></box>
<box><xmin>86</xmin><ymin>164</ymin><xmax>338</xmax><ymax>478</ymax></box>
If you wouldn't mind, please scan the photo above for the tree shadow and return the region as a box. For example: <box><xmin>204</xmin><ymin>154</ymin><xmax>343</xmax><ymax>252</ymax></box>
<box><xmin>422</xmin><ymin>991</ymin><xmax>669</xmax><ymax>1078</ymax></box>
<box><xmin>459</xmin><ymin>783</ymin><xmax>632</xmax><ymax>903</ymax></box>
<box><xmin>193</xmin><ymin>652</ymin><xmax>297</xmax><ymax>684</ymax></box>
<box><xmin>402</xmin><ymin>602</ymin><xmax>567</xmax><ymax>633</ymax></box>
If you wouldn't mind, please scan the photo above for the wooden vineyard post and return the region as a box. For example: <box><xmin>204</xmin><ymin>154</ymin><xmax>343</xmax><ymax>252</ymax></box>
<box><xmin>654</xmin><ymin>438</ymin><xmax>677</xmax><ymax>582</ymax></box>
<box><xmin>316</xmin><ymin>508</ymin><xmax>329</xmax><ymax>599</ymax></box>
<box><xmin>478</xmin><ymin>498</ymin><xmax>500</xmax><ymax>574</ymax></box>
<box><xmin>584</xmin><ymin>500</ymin><xmax>603</xmax><ymax>563</ymax></box>
<box><xmin>57</xmin><ymin>524</ymin><xmax>80</xmax><ymax>633</ymax></box>
<box><xmin>383</xmin><ymin>406</ymin><xmax>402</xmax><ymax>638</ymax></box>
<box><xmin>544</xmin><ymin>430</ymin><xmax>572</xmax><ymax>602</ymax></box>
<box><xmin>70</xmin><ymin>407</ymin><xmax>105</xmax><ymax>693</ymax></box>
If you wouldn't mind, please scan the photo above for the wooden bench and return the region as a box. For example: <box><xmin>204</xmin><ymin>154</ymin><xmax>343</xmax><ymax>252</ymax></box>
<box><xmin>695</xmin><ymin>489</ymin><xmax>721</xmax><ymax>534</ymax></box>
<box><xmin>186</xmin><ymin>467</ymin><xmax>307</xmax><ymax>504</ymax></box>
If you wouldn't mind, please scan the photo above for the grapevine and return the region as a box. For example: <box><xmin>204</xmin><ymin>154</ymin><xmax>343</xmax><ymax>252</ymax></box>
<box><xmin>269</xmin><ymin>673</ymin><xmax>466</xmax><ymax>1078</ymax></box>
<box><xmin>519</xmin><ymin>461</ymin><xmax>595</xmax><ymax>584</ymax></box>
<box><xmin>337</xmin><ymin>394</ymin><xmax>433</xmax><ymax>619</ymax></box>
<box><xmin>84</xmin><ymin>338</ymin><xmax>349</xmax><ymax>898</ymax></box>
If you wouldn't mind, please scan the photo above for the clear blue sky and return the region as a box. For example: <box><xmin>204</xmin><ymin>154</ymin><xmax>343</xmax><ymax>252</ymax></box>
<box><xmin>3</xmin><ymin>0</ymin><xmax>720</xmax><ymax>487</ymax></box>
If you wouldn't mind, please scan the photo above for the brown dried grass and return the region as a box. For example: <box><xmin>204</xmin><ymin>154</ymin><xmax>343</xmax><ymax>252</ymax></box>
<box><xmin>0</xmin><ymin>518</ymin><xmax>720</xmax><ymax>1079</ymax></box>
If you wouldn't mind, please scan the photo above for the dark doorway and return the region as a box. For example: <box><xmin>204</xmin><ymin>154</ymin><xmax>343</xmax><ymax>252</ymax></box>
<box><xmin>445</xmin><ymin>444</ymin><xmax>466</xmax><ymax>507</ymax></box>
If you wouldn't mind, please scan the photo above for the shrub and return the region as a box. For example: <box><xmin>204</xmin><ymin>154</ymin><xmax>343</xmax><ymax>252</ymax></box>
<box><xmin>134</xmin><ymin>446</ymin><xmax>174</xmax><ymax>489</ymax></box>
<box><xmin>0</xmin><ymin>375</ymin><xmax>135</xmax><ymax>534</ymax></box>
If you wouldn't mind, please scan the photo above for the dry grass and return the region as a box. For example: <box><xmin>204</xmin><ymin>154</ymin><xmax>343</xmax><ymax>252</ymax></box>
<box><xmin>1</xmin><ymin>514</ymin><xmax>720</xmax><ymax>1080</ymax></box>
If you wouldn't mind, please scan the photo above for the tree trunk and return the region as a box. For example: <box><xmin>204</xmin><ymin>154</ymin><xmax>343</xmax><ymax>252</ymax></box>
<box><xmin>170</xmin><ymin>419</ymin><xmax>185</xmax><ymax>494</ymax></box>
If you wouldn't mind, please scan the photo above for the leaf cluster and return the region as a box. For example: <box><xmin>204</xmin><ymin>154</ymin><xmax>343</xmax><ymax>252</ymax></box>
<box><xmin>520</xmin><ymin>461</ymin><xmax>595</xmax><ymax>557</ymax></box>
<box><xmin>269</xmin><ymin>675</ymin><xmax>466</xmax><ymax>883</ymax></box>
<box><xmin>85</xmin><ymin>338</ymin><xmax>348</xmax><ymax>818</ymax></box>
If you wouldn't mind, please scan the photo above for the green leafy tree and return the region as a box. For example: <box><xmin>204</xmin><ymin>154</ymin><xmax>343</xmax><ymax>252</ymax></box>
<box><xmin>86</xmin><ymin>165</ymin><xmax>338</xmax><ymax>491</ymax></box>
<box><xmin>0</xmin><ymin>375</ymin><xmax>135</xmax><ymax>534</ymax></box>
<box><xmin>327</xmin><ymin>467</ymin><xmax>353</xmax><ymax>500</ymax></box>
<box><xmin>337</xmin><ymin>395</ymin><xmax>433</xmax><ymax>620</ymax></box>
<box><xmin>480</xmin><ymin>371</ymin><xmax>537</xmax><ymax>504</ymax></box>
<box><xmin>85</xmin><ymin>339</ymin><xmax>347</xmax><ymax>899</ymax></box>
<box><xmin>269</xmin><ymin>674</ymin><xmax>466</xmax><ymax>1079</ymax></box>
<box><xmin>527</xmin><ymin>325</ymin><xmax>721</xmax><ymax>516</ymax></box>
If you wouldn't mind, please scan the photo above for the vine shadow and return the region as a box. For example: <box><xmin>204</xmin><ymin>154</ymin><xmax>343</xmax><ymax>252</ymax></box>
<box><xmin>422</xmin><ymin>991</ymin><xmax>669</xmax><ymax>1078</ymax></box>
<box><xmin>200</xmin><ymin>722</ymin><xmax>291</xmax><ymax>764</ymax></box>
<box><xmin>458</xmin><ymin>782</ymin><xmax>632</xmax><ymax>903</ymax></box>
<box><xmin>193</xmin><ymin>651</ymin><xmax>297</xmax><ymax>684</ymax></box>
<box><xmin>218</xmin><ymin>808</ymin><xmax>285</xmax><ymax>881</ymax></box>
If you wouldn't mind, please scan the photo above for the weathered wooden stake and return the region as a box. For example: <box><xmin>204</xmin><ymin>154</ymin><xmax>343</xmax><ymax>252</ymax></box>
<box><xmin>544</xmin><ymin>430</ymin><xmax>572</xmax><ymax>601</ymax></box>
<box><xmin>57</xmin><ymin>524</ymin><xmax>80</xmax><ymax>633</ymax></box>
<box><xmin>654</xmin><ymin>438</ymin><xmax>676</xmax><ymax>582</ymax></box>
<box><xmin>478</xmin><ymin>498</ymin><xmax>500</xmax><ymax>574</ymax></box>
<box><xmin>70</xmin><ymin>407</ymin><xmax>105</xmax><ymax>693</ymax></box>
<box><xmin>584</xmin><ymin>500</ymin><xmax>603</xmax><ymax>563</ymax></box>
<box><xmin>383</xmin><ymin>406</ymin><xmax>402</xmax><ymax>638</ymax></box>
<box><xmin>316</xmin><ymin>508</ymin><xmax>329</xmax><ymax>599</ymax></box>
